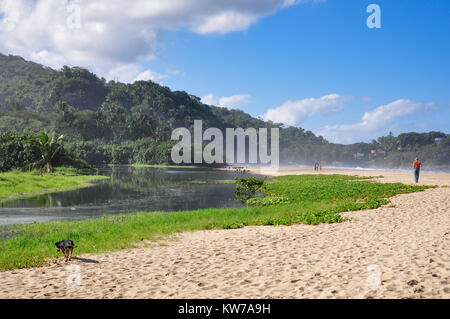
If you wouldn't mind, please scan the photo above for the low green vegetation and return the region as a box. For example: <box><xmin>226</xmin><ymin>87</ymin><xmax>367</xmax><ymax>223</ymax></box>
<box><xmin>0</xmin><ymin>129</ymin><xmax>108</xmax><ymax>202</ymax></box>
<box><xmin>246</xmin><ymin>196</ymin><xmax>290</xmax><ymax>206</ymax></box>
<box><xmin>234</xmin><ymin>176</ymin><xmax>266</xmax><ymax>203</ymax></box>
<box><xmin>53</xmin><ymin>166</ymin><xmax>98</xmax><ymax>175</ymax></box>
<box><xmin>0</xmin><ymin>170</ymin><xmax>108</xmax><ymax>202</ymax></box>
<box><xmin>0</xmin><ymin>174</ymin><xmax>433</xmax><ymax>271</ymax></box>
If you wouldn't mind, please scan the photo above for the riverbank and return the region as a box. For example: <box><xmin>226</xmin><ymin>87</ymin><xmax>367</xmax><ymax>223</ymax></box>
<box><xmin>0</xmin><ymin>170</ymin><xmax>108</xmax><ymax>202</ymax></box>
<box><xmin>0</xmin><ymin>169</ymin><xmax>448</xmax><ymax>298</ymax></box>
<box><xmin>0</xmin><ymin>179</ymin><xmax>448</xmax><ymax>298</ymax></box>
<box><xmin>0</xmin><ymin>174</ymin><xmax>430</xmax><ymax>271</ymax></box>
<box><xmin>245</xmin><ymin>165</ymin><xmax>450</xmax><ymax>186</ymax></box>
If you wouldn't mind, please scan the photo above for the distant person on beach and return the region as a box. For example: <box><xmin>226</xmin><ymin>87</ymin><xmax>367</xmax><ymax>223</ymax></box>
<box><xmin>314</xmin><ymin>161</ymin><xmax>319</xmax><ymax>171</ymax></box>
<box><xmin>413</xmin><ymin>158</ymin><xmax>421</xmax><ymax>183</ymax></box>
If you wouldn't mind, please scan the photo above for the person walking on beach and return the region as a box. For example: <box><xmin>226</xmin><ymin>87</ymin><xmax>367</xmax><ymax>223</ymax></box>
<box><xmin>314</xmin><ymin>161</ymin><xmax>319</xmax><ymax>171</ymax></box>
<box><xmin>413</xmin><ymin>157</ymin><xmax>421</xmax><ymax>183</ymax></box>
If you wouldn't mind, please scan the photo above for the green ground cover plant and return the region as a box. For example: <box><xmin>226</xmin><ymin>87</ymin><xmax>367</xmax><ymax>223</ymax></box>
<box><xmin>0</xmin><ymin>174</ymin><xmax>432</xmax><ymax>270</ymax></box>
<box><xmin>0</xmin><ymin>169</ymin><xmax>107</xmax><ymax>202</ymax></box>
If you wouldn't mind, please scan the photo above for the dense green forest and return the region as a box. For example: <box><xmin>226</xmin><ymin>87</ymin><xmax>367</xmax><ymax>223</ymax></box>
<box><xmin>1</xmin><ymin>53</ymin><xmax>449</xmax><ymax>171</ymax></box>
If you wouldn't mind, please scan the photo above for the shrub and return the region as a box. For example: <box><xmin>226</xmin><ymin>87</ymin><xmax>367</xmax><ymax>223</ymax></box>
<box><xmin>0</xmin><ymin>131</ymin><xmax>41</xmax><ymax>172</ymax></box>
<box><xmin>234</xmin><ymin>177</ymin><xmax>266</xmax><ymax>203</ymax></box>
<box><xmin>0</xmin><ymin>131</ymin><xmax>91</xmax><ymax>172</ymax></box>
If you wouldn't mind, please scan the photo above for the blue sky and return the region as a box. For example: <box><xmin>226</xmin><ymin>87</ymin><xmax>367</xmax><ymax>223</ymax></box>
<box><xmin>0</xmin><ymin>0</ymin><xmax>449</xmax><ymax>143</ymax></box>
<box><xmin>151</xmin><ymin>0</ymin><xmax>450</xmax><ymax>143</ymax></box>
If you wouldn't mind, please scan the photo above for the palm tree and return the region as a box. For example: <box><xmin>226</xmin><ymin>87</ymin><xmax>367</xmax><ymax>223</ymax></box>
<box><xmin>27</xmin><ymin>130</ymin><xmax>64</xmax><ymax>175</ymax></box>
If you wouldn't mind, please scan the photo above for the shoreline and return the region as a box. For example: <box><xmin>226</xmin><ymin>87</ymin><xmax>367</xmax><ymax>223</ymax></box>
<box><xmin>0</xmin><ymin>167</ymin><xmax>448</xmax><ymax>298</ymax></box>
<box><xmin>1</xmin><ymin>173</ymin><xmax>423</xmax><ymax>270</ymax></box>
<box><xmin>243</xmin><ymin>166</ymin><xmax>450</xmax><ymax>187</ymax></box>
<box><xmin>251</xmin><ymin>164</ymin><xmax>450</xmax><ymax>174</ymax></box>
<box><xmin>0</xmin><ymin>171</ymin><xmax>108</xmax><ymax>203</ymax></box>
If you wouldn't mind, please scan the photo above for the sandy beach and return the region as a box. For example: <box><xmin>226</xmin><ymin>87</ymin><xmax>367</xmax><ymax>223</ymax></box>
<box><xmin>247</xmin><ymin>165</ymin><xmax>450</xmax><ymax>186</ymax></box>
<box><xmin>0</xmin><ymin>167</ymin><xmax>449</xmax><ymax>299</ymax></box>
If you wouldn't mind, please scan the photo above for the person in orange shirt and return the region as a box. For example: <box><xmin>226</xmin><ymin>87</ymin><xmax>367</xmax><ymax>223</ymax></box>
<box><xmin>413</xmin><ymin>158</ymin><xmax>421</xmax><ymax>183</ymax></box>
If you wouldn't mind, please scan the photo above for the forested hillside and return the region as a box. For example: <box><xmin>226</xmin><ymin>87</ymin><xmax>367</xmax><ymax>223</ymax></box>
<box><xmin>0</xmin><ymin>53</ymin><xmax>449</xmax><ymax>171</ymax></box>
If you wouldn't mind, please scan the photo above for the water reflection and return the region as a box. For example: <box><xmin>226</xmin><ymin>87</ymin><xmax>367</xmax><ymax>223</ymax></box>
<box><xmin>0</xmin><ymin>166</ymin><xmax>256</xmax><ymax>225</ymax></box>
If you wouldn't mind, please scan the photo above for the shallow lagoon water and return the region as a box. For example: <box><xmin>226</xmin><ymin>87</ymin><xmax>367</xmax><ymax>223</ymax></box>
<box><xmin>0</xmin><ymin>166</ymin><xmax>256</xmax><ymax>225</ymax></box>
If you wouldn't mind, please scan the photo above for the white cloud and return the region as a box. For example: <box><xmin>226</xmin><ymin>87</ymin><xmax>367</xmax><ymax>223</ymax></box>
<box><xmin>219</xmin><ymin>94</ymin><xmax>252</xmax><ymax>109</ymax></box>
<box><xmin>191</xmin><ymin>11</ymin><xmax>259</xmax><ymax>35</ymax></box>
<box><xmin>0</xmin><ymin>0</ymin><xmax>318</xmax><ymax>80</ymax></box>
<box><xmin>262</xmin><ymin>94</ymin><xmax>353</xmax><ymax>125</ymax></box>
<box><xmin>315</xmin><ymin>99</ymin><xmax>435</xmax><ymax>144</ymax></box>
<box><xmin>201</xmin><ymin>93</ymin><xmax>252</xmax><ymax>110</ymax></box>
<box><xmin>201</xmin><ymin>94</ymin><xmax>219</xmax><ymax>106</ymax></box>
<box><xmin>107</xmin><ymin>64</ymin><xmax>141</xmax><ymax>83</ymax></box>
<box><xmin>133</xmin><ymin>69</ymin><xmax>167</xmax><ymax>84</ymax></box>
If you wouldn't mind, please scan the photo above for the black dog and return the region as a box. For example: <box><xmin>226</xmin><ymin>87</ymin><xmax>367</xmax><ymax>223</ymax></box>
<box><xmin>55</xmin><ymin>240</ymin><xmax>77</xmax><ymax>262</ymax></box>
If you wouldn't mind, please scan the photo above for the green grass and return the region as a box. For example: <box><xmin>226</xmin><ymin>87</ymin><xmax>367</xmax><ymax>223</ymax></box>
<box><xmin>0</xmin><ymin>170</ymin><xmax>108</xmax><ymax>202</ymax></box>
<box><xmin>0</xmin><ymin>174</ymin><xmax>433</xmax><ymax>271</ymax></box>
<box><xmin>53</xmin><ymin>166</ymin><xmax>98</xmax><ymax>175</ymax></box>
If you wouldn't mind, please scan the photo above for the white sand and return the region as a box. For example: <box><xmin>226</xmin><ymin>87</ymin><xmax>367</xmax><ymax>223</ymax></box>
<box><xmin>0</xmin><ymin>167</ymin><xmax>449</xmax><ymax>299</ymax></box>
<box><xmin>247</xmin><ymin>165</ymin><xmax>450</xmax><ymax>186</ymax></box>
